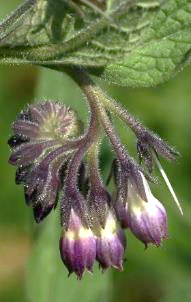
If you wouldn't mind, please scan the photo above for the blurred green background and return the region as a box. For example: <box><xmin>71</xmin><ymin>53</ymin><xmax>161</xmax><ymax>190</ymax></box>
<box><xmin>1</xmin><ymin>1</ymin><xmax>191</xmax><ymax>302</ymax></box>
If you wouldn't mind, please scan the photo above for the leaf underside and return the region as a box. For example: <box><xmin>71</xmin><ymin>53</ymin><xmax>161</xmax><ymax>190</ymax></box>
<box><xmin>0</xmin><ymin>0</ymin><xmax>191</xmax><ymax>87</ymax></box>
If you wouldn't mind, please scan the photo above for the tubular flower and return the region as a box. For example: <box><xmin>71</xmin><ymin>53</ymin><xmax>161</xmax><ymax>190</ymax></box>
<box><xmin>127</xmin><ymin>173</ymin><xmax>168</xmax><ymax>247</ymax></box>
<box><xmin>59</xmin><ymin>209</ymin><xmax>96</xmax><ymax>279</ymax></box>
<box><xmin>96</xmin><ymin>211</ymin><xmax>126</xmax><ymax>270</ymax></box>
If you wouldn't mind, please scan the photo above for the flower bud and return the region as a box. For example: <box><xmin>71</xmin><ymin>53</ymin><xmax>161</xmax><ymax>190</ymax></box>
<box><xmin>137</xmin><ymin>130</ymin><xmax>179</xmax><ymax>172</ymax></box>
<box><xmin>9</xmin><ymin>101</ymin><xmax>80</xmax><ymax>166</ymax></box>
<box><xmin>60</xmin><ymin>209</ymin><xmax>96</xmax><ymax>279</ymax></box>
<box><xmin>127</xmin><ymin>173</ymin><xmax>168</xmax><ymax>247</ymax></box>
<box><xmin>12</xmin><ymin>101</ymin><xmax>79</xmax><ymax>141</ymax></box>
<box><xmin>8</xmin><ymin>101</ymin><xmax>80</xmax><ymax>222</ymax></box>
<box><xmin>24</xmin><ymin>157</ymin><xmax>62</xmax><ymax>222</ymax></box>
<box><xmin>96</xmin><ymin>211</ymin><xmax>126</xmax><ymax>270</ymax></box>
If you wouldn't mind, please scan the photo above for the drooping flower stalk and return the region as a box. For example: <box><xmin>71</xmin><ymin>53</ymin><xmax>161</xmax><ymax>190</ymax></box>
<box><xmin>65</xmin><ymin>67</ymin><xmax>178</xmax><ymax>246</ymax></box>
<box><xmin>67</xmin><ymin>67</ymin><xmax>181</xmax><ymax>215</ymax></box>
<box><xmin>68</xmin><ymin>68</ymin><xmax>148</xmax><ymax>201</ymax></box>
<box><xmin>8</xmin><ymin>66</ymin><xmax>182</xmax><ymax>279</ymax></box>
<box><xmin>60</xmin><ymin>76</ymin><xmax>101</xmax><ymax>229</ymax></box>
<box><xmin>59</xmin><ymin>75</ymin><xmax>104</xmax><ymax>278</ymax></box>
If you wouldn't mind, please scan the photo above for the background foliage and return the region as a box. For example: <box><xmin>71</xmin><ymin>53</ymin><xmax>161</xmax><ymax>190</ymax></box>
<box><xmin>1</xmin><ymin>1</ymin><xmax>191</xmax><ymax>302</ymax></box>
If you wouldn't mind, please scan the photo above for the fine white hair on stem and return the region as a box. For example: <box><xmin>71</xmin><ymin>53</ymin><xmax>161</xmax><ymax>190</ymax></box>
<box><xmin>153</xmin><ymin>152</ymin><xmax>183</xmax><ymax>215</ymax></box>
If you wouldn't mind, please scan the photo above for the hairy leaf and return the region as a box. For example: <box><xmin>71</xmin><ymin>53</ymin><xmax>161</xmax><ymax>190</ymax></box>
<box><xmin>0</xmin><ymin>0</ymin><xmax>190</xmax><ymax>87</ymax></box>
<box><xmin>100</xmin><ymin>0</ymin><xmax>191</xmax><ymax>86</ymax></box>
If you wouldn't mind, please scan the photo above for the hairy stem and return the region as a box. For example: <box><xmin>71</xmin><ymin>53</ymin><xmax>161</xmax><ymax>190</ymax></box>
<box><xmin>98</xmin><ymin>92</ymin><xmax>143</xmax><ymax>136</ymax></box>
<box><xmin>66</xmin><ymin>67</ymin><xmax>129</xmax><ymax>164</ymax></box>
<box><xmin>64</xmin><ymin>69</ymin><xmax>101</xmax><ymax>192</ymax></box>
<box><xmin>87</xmin><ymin>139</ymin><xmax>103</xmax><ymax>189</ymax></box>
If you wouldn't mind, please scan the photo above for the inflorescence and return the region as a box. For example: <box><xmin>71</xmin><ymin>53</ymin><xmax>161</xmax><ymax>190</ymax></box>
<box><xmin>8</xmin><ymin>69</ymin><xmax>182</xmax><ymax>279</ymax></box>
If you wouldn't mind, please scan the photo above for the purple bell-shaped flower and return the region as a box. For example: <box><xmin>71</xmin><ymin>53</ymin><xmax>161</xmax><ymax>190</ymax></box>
<box><xmin>96</xmin><ymin>211</ymin><xmax>126</xmax><ymax>270</ymax></box>
<box><xmin>60</xmin><ymin>209</ymin><xmax>96</xmax><ymax>279</ymax></box>
<box><xmin>127</xmin><ymin>172</ymin><xmax>168</xmax><ymax>247</ymax></box>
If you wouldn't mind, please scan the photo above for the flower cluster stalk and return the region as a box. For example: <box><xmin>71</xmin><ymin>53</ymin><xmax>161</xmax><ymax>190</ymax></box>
<box><xmin>8</xmin><ymin>66</ymin><xmax>182</xmax><ymax>278</ymax></box>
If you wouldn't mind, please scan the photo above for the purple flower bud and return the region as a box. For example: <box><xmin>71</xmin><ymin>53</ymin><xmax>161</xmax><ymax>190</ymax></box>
<box><xmin>12</xmin><ymin>101</ymin><xmax>79</xmax><ymax>141</ymax></box>
<box><xmin>137</xmin><ymin>130</ymin><xmax>179</xmax><ymax>172</ymax></box>
<box><xmin>127</xmin><ymin>173</ymin><xmax>168</xmax><ymax>247</ymax></box>
<box><xmin>8</xmin><ymin>101</ymin><xmax>80</xmax><ymax>222</ymax></box>
<box><xmin>8</xmin><ymin>134</ymin><xmax>30</xmax><ymax>148</ymax></box>
<box><xmin>9</xmin><ymin>101</ymin><xmax>80</xmax><ymax>165</ymax></box>
<box><xmin>96</xmin><ymin>211</ymin><xmax>126</xmax><ymax>271</ymax></box>
<box><xmin>24</xmin><ymin>148</ymin><xmax>71</xmax><ymax>222</ymax></box>
<box><xmin>60</xmin><ymin>209</ymin><xmax>96</xmax><ymax>279</ymax></box>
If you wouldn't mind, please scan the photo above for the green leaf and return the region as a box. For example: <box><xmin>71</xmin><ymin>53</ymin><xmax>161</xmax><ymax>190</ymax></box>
<box><xmin>0</xmin><ymin>0</ymin><xmax>166</xmax><ymax>63</ymax></box>
<box><xmin>99</xmin><ymin>0</ymin><xmax>191</xmax><ymax>87</ymax></box>
<box><xmin>27</xmin><ymin>210</ymin><xmax>111</xmax><ymax>302</ymax></box>
<box><xmin>0</xmin><ymin>0</ymin><xmax>190</xmax><ymax>87</ymax></box>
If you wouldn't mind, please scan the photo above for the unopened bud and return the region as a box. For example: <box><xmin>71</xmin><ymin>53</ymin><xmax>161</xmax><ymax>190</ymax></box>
<box><xmin>8</xmin><ymin>101</ymin><xmax>80</xmax><ymax>222</ymax></box>
<box><xmin>127</xmin><ymin>173</ymin><xmax>168</xmax><ymax>247</ymax></box>
<box><xmin>96</xmin><ymin>211</ymin><xmax>126</xmax><ymax>270</ymax></box>
<box><xmin>60</xmin><ymin>209</ymin><xmax>96</xmax><ymax>279</ymax></box>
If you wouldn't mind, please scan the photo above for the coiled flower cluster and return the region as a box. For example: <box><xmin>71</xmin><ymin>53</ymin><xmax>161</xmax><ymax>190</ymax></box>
<box><xmin>8</xmin><ymin>71</ymin><xmax>182</xmax><ymax>279</ymax></box>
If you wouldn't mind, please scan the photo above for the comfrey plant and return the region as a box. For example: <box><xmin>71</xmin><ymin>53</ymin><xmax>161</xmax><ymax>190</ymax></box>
<box><xmin>1</xmin><ymin>0</ymin><xmax>190</xmax><ymax>279</ymax></box>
